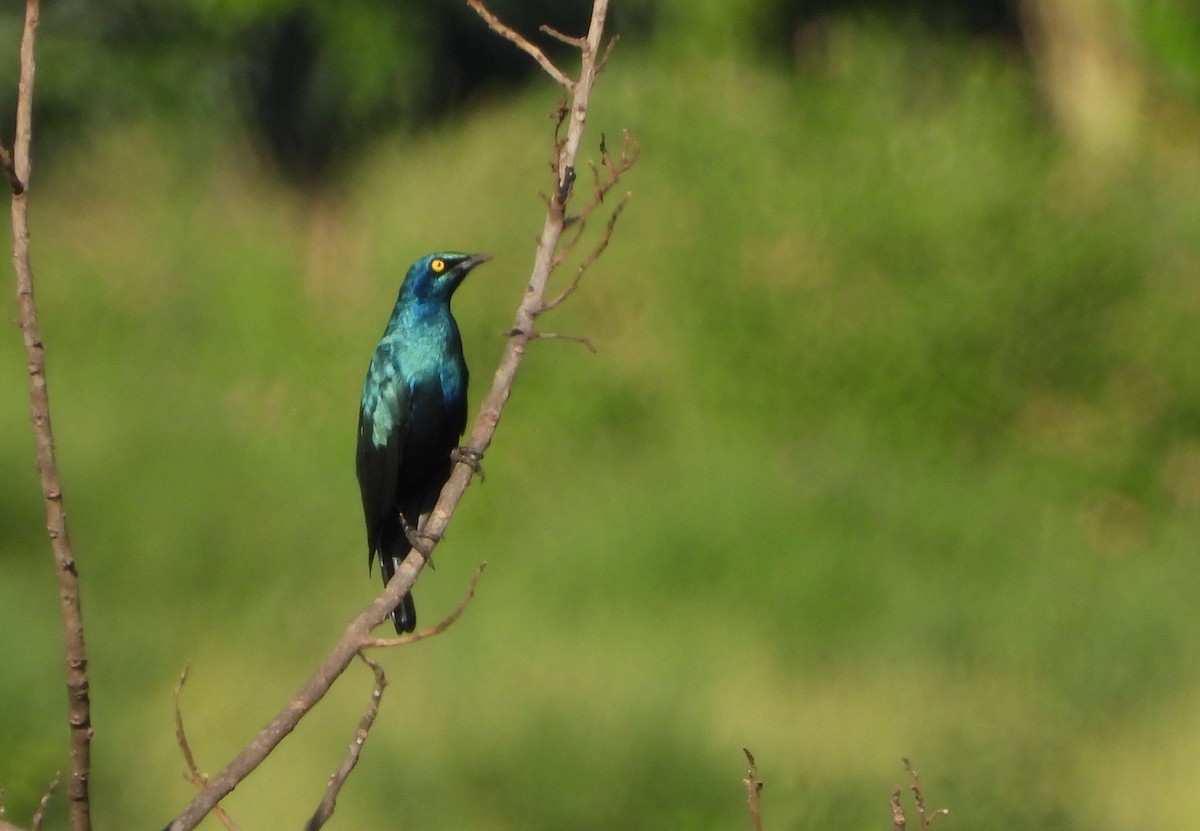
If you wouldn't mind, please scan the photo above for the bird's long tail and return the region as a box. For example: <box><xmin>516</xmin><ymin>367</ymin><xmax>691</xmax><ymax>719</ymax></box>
<box><xmin>380</xmin><ymin>552</ymin><xmax>418</xmax><ymax>634</ymax></box>
<box><xmin>392</xmin><ymin>587</ymin><xmax>417</xmax><ymax>634</ymax></box>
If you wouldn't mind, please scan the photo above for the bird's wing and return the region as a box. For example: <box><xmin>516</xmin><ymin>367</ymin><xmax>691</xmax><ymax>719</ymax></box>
<box><xmin>356</xmin><ymin>369</ymin><xmax>410</xmax><ymax>570</ymax></box>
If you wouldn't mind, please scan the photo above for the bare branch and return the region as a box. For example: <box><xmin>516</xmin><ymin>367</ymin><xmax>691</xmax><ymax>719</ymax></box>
<box><xmin>544</xmin><ymin>130</ymin><xmax>638</xmax><ymax>294</ymax></box>
<box><xmin>467</xmin><ymin>0</ymin><xmax>574</xmax><ymax>90</ymax></box>
<box><xmin>0</xmin><ymin>145</ymin><xmax>23</xmax><ymax>194</ymax></box>
<box><xmin>172</xmin><ymin>664</ymin><xmax>200</xmax><ymax>784</ymax></box>
<box><xmin>166</xmin><ymin>561</ymin><xmax>486</xmax><ymax>830</ymax></box>
<box><xmin>596</xmin><ymin>35</ymin><xmax>620</xmax><ymax>73</ymax></box>
<box><xmin>530</xmin><ymin>332</ymin><xmax>597</xmax><ymax>352</ymax></box>
<box><xmin>30</xmin><ymin>775</ymin><xmax>59</xmax><ymax>831</ymax></box>
<box><xmin>891</xmin><ymin>786</ymin><xmax>906</xmax><ymax>831</ymax></box>
<box><xmin>742</xmin><ymin>748</ymin><xmax>763</xmax><ymax>831</ymax></box>
<box><xmin>167</xmin><ymin>2</ymin><xmax>623</xmax><ymax>825</ymax></box>
<box><xmin>0</xmin><ymin>773</ymin><xmax>58</xmax><ymax>831</ymax></box>
<box><xmin>363</xmin><ymin>562</ymin><xmax>487</xmax><ymax>649</ymax></box>
<box><xmin>902</xmin><ymin>758</ymin><xmax>949</xmax><ymax>830</ymax></box>
<box><xmin>893</xmin><ymin>758</ymin><xmax>948</xmax><ymax>831</ymax></box>
<box><xmin>8</xmin><ymin>3</ymin><xmax>93</xmax><ymax>830</ymax></box>
<box><xmin>540</xmin><ymin>24</ymin><xmax>584</xmax><ymax>48</ymax></box>
<box><xmin>0</xmin><ymin>774</ymin><xmax>60</xmax><ymax>831</ymax></box>
<box><xmin>304</xmin><ymin>655</ymin><xmax>388</xmax><ymax>831</ymax></box>
<box><xmin>544</xmin><ymin>191</ymin><xmax>630</xmax><ymax>311</ymax></box>
<box><xmin>165</xmin><ymin>571</ymin><xmax>410</xmax><ymax>831</ymax></box>
<box><xmin>173</xmin><ymin>665</ymin><xmax>241</xmax><ymax>831</ymax></box>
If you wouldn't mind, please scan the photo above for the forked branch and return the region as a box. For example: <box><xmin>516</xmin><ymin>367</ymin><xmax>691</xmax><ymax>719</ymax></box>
<box><xmin>303</xmin><ymin>654</ymin><xmax>388</xmax><ymax>831</ymax></box>
<box><xmin>891</xmin><ymin>758</ymin><xmax>949</xmax><ymax>831</ymax></box>
<box><xmin>466</xmin><ymin>0</ymin><xmax>573</xmax><ymax>89</ymax></box>
<box><xmin>173</xmin><ymin>665</ymin><xmax>242</xmax><ymax>831</ymax></box>
<box><xmin>166</xmin><ymin>1</ymin><xmax>627</xmax><ymax>827</ymax></box>
<box><xmin>166</xmin><ymin>564</ymin><xmax>486</xmax><ymax>831</ymax></box>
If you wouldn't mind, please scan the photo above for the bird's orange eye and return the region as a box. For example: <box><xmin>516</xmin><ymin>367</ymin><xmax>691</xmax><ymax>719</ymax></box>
<box><xmin>430</xmin><ymin>258</ymin><xmax>447</xmax><ymax>273</ymax></box>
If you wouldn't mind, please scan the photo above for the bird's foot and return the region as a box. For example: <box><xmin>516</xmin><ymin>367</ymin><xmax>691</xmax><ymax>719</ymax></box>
<box><xmin>451</xmin><ymin>445</ymin><xmax>485</xmax><ymax>482</ymax></box>
<box><xmin>400</xmin><ymin>516</ymin><xmax>441</xmax><ymax>568</ymax></box>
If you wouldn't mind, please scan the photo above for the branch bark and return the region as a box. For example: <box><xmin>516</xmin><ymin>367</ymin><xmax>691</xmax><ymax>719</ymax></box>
<box><xmin>166</xmin><ymin>562</ymin><xmax>486</xmax><ymax>830</ymax></box>
<box><xmin>165</xmin><ymin>2</ymin><xmax>625</xmax><ymax>827</ymax></box>
<box><xmin>303</xmin><ymin>654</ymin><xmax>387</xmax><ymax>831</ymax></box>
<box><xmin>742</xmin><ymin>748</ymin><xmax>763</xmax><ymax>831</ymax></box>
<box><xmin>8</xmin><ymin>2</ymin><xmax>94</xmax><ymax>830</ymax></box>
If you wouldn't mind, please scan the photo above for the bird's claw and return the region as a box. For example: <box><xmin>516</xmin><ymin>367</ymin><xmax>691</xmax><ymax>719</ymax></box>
<box><xmin>400</xmin><ymin>515</ymin><xmax>441</xmax><ymax>568</ymax></box>
<box><xmin>451</xmin><ymin>446</ymin><xmax>485</xmax><ymax>482</ymax></box>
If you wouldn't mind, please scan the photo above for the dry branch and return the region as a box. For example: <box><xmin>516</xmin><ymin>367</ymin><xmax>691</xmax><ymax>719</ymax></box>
<box><xmin>0</xmin><ymin>144</ymin><xmax>23</xmax><ymax>195</ymax></box>
<box><xmin>893</xmin><ymin>758</ymin><xmax>949</xmax><ymax>831</ymax></box>
<box><xmin>362</xmin><ymin>562</ymin><xmax>486</xmax><ymax>649</ymax></box>
<box><xmin>742</xmin><ymin>748</ymin><xmax>764</xmax><ymax>831</ymax></box>
<box><xmin>466</xmin><ymin>0</ymin><xmax>573</xmax><ymax>89</ymax></box>
<box><xmin>304</xmin><ymin>655</ymin><xmax>388</xmax><ymax>831</ymax></box>
<box><xmin>173</xmin><ymin>666</ymin><xmax>241</xmax><ymax>831</ymax></box>
<box><xmin>166</xmin><ymin>564</ymin><xmax>485</xmax><ymax>831</ymax></box>
<box><xmin>540</xmin><ymin>24</ymin><xmax>585</xmax><ymax>49</ymax></box>
<box><xmin>7</xmin><ymin>1</ymin><xmax>93</xmax><ymax>830</ymax></box>
<box><xmin>0</xmin><ymin>774</ymin><xmax>58</xmax><ymax>831</ymax></box>
<box><xmin>165</xmin><ymin>1</ymin><xmax>630</xmax><ymax>827</ymax></box>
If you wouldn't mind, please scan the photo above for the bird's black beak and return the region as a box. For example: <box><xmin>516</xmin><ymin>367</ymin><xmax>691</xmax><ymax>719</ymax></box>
<box><xmin>459</xmin><ymin>253</ymin><xmax>491</xmax><ymax>272</ymax></box>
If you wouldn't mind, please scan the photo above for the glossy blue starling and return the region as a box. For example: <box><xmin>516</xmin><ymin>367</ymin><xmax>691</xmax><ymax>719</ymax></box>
<box><xmin>356</xmin><ymin>251</ymin><xmax>488</xmax><ymax>633</ymax></box>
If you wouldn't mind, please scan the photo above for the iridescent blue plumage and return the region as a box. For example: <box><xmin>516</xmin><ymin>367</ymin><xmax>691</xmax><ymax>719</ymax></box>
<box><xmin>356</xmin><ymin>251</ymin><xmax>488</xmax><ymax>633</ymax></box>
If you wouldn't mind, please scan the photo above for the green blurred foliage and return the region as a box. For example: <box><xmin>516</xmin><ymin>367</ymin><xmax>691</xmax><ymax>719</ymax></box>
<box><xmin>0</xmin><ymin>0</ymin><xmax>656</xmax><ymax>187</ymax></box>
<box><xmin>4</xmin><ymin>3</ymin><xmax>1200</xmax><ymax>831</ymax></box>
<box><xmin>1121</xmin><ymin>0</ymin><xmax>1200</xmax><ymax>102</ymax></box>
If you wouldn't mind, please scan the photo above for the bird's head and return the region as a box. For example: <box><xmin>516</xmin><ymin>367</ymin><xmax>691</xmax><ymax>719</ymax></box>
<box><xmin>400</xmin><ymin>252</ymin><xmax>490</xmax><ymax>303</ymax></box>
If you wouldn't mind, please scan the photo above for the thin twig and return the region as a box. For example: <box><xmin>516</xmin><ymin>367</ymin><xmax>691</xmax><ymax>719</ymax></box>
<box><xmin>8</xmin><ymin>3</ymin><xmax>93</xmax><ymax>831</ymax></box>
<box><xmin>893</xmin><ymin>758</ymin><xmax>948</xmax><ymax>831</ymax></box>
<box><xmin>742</xmin><ymin>748</ymin><xmax>763</xmax><ymax>831</ymax></box>
<box><xmin>0</xmin><ymin>771</ymin><xmax>57</xmax><ymax>831</ymax></box>
<box><xmin>596</xmin><ymin>35</ymin><xmax>620</xmax><ymax>73</ymax></box>
<box><xmin>902</xmin><ymin>758</ymin><xmax>949</xmax><ymax>830</ymax></box>
<box><xmin>551</xmin><ymin>97</ymin><xmax>570</xmax><ymax>156</ymax></box>
<box><xmin>165</xmin><ymin>561</ymin><xmax>486</xmax><ymax>830</ymax></box>
<box><xmin>544</xmin><ymin>192</ymin><xmax>630</xmax><ymax>311</ymax></box>
<box><xmin>0</xmin><ymin>145</ymin><xmax>23</xmax><ymax>194</ymax></box>
<box><xmin>30</xmin><ymin>774</ymin><xmax>59</xmax><ymax>831</ymax></box>
<box><xmin>173</xmin><ymin>664</ymin><xmax>241</xmax><ymax>831</ymax></box>
<box><xmin>363</xmin><ymin>562</ymin><xmax>487</xmax><ymax>648</ymax></box>
<box><xmin>467</xmin><ymin>0</ymin><xmax>574</xmax><ymax>90</ymax></box>
<box><xmin>172</xmin><ymin>664</ymin><xmax>200</xmax><ymax>783</ymax></box>
<box><xmin>540</xmin><ymin>24</ymin><xmax>585</xmax><ymax>48</ymax></box>
<box><xmin>304</xmin><ymin>654</ymin><xmax>388</xmax><ymax>831</ymax></box>
<box><xmin>545</xmin><ymin>130</ymin><xmax>639</xmax><ymax>285</ymax></box>
<box><xmin>530</xmin><ymin>332</ymin><xmax>597</xmax><ymax>352</ymax></box>
<box><xmin>891</xmin><ymin>786</ymin><xmax>906</xmax><ymax>831</ymax></box>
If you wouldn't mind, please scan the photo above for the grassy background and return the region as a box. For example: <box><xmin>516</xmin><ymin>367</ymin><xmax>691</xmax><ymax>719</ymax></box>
<box><xmin>4</xmin><ymin>13</ymin><xmax>1200</xmax><ymax>831</ymax></box>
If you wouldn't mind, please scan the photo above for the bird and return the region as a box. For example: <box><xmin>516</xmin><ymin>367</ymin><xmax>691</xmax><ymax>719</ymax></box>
<box><xmin>356</xmin><ymin>251</ymin><xmax>489</xmax><ymax>633</ymax></box>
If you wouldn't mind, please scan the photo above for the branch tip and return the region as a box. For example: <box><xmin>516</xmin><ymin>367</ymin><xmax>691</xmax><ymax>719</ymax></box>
<box><xmin>893</xmin><ymin>758</ymin><xmax>948</xmax><ymax>831</ymax></box>
<box><xmin>597</xmin><ymin>34</ymin><xmax>620</xmax><ymax>72</ymax></box>
<box><xmin>540</xmin><ymin>24</ymin><xmax>585</xmax><ymax>48</ymax></box>
<box><xmin>742</xmin><ymin>747</ymin><xmax>764</xmax><ymax>831</ymax></box>
<box><xmin>30</xmin><ymin>774</ymin><xmax>59</xmax><ymax>831</ymax></box>
<box><xmin>467</xmin><ymin>0</ymin><xmax>574</xmax><ymax>89</ymax></box>
<box><xmin>303</xmin><ymin>655</ymin><xmax>388</xmax><ymax>831</ymax></box>
<box><xmin>363</xmin><ymin>562</ymin><xmax>488</xmax><ymax>649</ymax></box>
<box><xmin>532</xmin><ymin>331</ymin><xmax>597</xmax><ymax>352</ymax></box>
